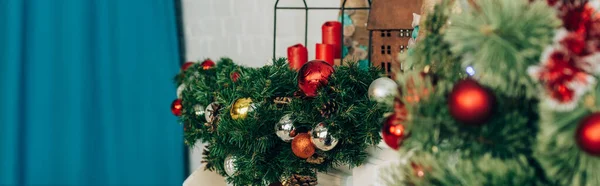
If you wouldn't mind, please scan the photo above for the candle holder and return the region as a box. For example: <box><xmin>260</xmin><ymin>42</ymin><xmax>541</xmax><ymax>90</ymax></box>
<box><xmin>272</xmin><ymin>0</ymin><xmax>372</xmax><ymax>64</ymax></box>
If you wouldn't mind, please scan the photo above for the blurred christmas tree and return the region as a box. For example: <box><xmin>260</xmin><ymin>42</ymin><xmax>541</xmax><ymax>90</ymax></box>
<box><xmin>381</xmin><ymin>0</ymin><xmax>600</xmax><ymax>185</ymax></box>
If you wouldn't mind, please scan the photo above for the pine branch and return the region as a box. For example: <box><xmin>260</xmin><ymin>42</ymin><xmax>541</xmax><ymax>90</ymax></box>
<box><xmin>175</xmin><ymin>57</ymin><xmax>388</xmax><ymax>185</ymax></box>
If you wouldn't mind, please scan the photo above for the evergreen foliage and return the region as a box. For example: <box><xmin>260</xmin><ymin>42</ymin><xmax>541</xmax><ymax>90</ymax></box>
<box><xmin>176</xmin><ymin>58</ymin><xmax>387</xmax><ymax>185</ymax></box>
<box><xmin>381</xmin><ymin>0</ymin><xmax>600</xmax><ymax>185</ymax></box>
<box><xmin>535</xmin><ymin>85</ymin><xmax>600</xmax><ymax>185</ymax></box>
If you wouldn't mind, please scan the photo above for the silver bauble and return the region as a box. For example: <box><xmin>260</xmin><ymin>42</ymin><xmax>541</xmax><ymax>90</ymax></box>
<box><xmin>223</xmin><ymin>155</ymin><xmax>237</xmax><ymax>176</ymax></box>
<box><xmin>310</xmin><ymin>122</ymin><xmax>338</xmax><ymax>151</ymax></box>
<box><xmin>194</xmin><ymin>104</ymin><xmax>205</xmax><ymax>116</ymax></box>
<box><xmin>368</xmin><ymin>77</ymin><xmax>398</xmax><ymax>102</ymax></box>
<box><xmin>205</xmin><ymin>102</ymin><xmax>219</xmax><ymax>122</ymax></box>
<box><xmin>275</xmin><ymin>114</ymin><xmax>296</xmax><ymax>142</ymax></box>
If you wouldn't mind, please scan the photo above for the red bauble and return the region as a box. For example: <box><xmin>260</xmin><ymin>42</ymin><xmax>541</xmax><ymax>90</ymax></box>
<box><xmin>448</xmin><ymin>79</ymin><xmax>494</xmax><ymax>125</ymax></box>
<box><xmin>200</xmin><ymin>59</ymin><xmax>215</xmax><ymax>70</ymax></box>
<box><xmin>576</xmin><ymin>113</ymin><xmax>600</xmax><ymax>156</ymax></box>
<box><xmin>171</xmin><ymin>99</ymin><xmax>183</xmax><ymax>116</ymax></box>
<box><xmin>382</xmin><ymin>102</ymin><xmax>407</xmax><ymax>150</ymax></box>
<box><xmin>231</xmin><ymin>72</ymin><xmax>240</xmax><ymax>82</ymax></box>
<box><xmin>297</xmin><ymin>60</ymin><xmax>334</xmax><ymax>97</ymax></box>
<box><xmin>181</xmin><ymin>62</ymin><xmax>195</xmax><ymax>71</ymax></box>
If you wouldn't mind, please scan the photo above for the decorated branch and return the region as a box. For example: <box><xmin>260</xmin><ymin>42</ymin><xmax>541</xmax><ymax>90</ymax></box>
<box><xmin>381</xmin><ymin>0</ymin><xmax>600</xmax><ymax>185</ymax></box>
<box><xmin>172</xmin><ymin>58</ymin><xmax>386</xmax><ymax>185</ymax></box>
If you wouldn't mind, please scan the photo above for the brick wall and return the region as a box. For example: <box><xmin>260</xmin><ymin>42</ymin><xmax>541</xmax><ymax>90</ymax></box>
<box><xmin>182</xmin><ymin>0</ymin><xmax>338</xmax><ymax>67</ymax></box>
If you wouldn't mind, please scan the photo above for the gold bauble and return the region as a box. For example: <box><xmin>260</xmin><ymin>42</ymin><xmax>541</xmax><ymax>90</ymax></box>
<box><xmin>230</xmin><ymin>98</ymin><xmax>254</xmax><ymax>120</ymax></box>
<box><xmin>291</xmin><ymin>133</ymin><xmax>315</xmax><ymax>159</ymax></box>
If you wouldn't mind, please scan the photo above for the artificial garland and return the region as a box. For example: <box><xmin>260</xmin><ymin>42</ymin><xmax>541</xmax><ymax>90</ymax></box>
<box><xmin>172</xmin><ymin>58</ymin><xmax>386</xmax><ymax>185</ymax></box>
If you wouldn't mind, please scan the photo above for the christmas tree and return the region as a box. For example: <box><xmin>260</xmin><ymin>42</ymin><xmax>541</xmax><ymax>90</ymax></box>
<box><xmin>382</xmin><ymin>0</ymin><xmax>600</xmax><ymax>185</ymax></box>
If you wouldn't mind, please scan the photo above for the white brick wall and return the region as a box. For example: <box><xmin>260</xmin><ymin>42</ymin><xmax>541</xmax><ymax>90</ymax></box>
<box><xmin>182</xmin><ymin>0</ymin><xmax>338</xmax><ymax>67</ymax></box>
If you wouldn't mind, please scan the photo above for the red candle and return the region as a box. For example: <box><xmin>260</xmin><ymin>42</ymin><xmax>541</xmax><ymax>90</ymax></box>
<box><xmin>322</xmin><ymin>21</ymin><xmax>342</xmax><ymax>59</ymax></box>
<box><xmin>316</xmin><ymin>43</ymin><xmax>334</xmax><ymax>66</ymax></box>
<box><xmin>287</xmin><ymin>44</ymin><xmax>308</xmax><ymax>70</ymax></box>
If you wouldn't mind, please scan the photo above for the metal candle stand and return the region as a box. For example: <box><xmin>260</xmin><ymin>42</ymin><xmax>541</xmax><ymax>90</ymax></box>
<box><xmin>273</xmin><ymin>0</ymin><xmax>372</xmax><ymax>65</ymax></box>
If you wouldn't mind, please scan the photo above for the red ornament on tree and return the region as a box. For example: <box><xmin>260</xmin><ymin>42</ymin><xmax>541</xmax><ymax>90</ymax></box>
<box><xmin>297</xmin><ymin>60</ymin><xmax>334</xmax><ymax>97</ymax></box>
<box><xmin>448</xmin><ymin>79</ymin><xmax>494</xmax><ymax>125</ymax></box>
<box><xmin>181</xmin><ymin>61</ymin><xmax>195</xmax><ymax>71</ymax></box>
<box><xmin>231</xmin><ymin>71</ymin><xmax>240</xmax><ymax>82</ymax></box>
<box><xmin>576</xmin><ymin>112</ymin><xmax>600</xmax><ymax>156</ymax></box>
<box><xmin>171</xmin><ymin>99</ymin><xmax>183</xmax><ymax>116</ymax></box>
<box><xmin>201</xmin><ymin>59</ymin><xmax>215</xmax><ymax>70</ymax></box>
<box><xmin>382</xmin><ymin>116</ymin><xmax>406</xmax><ymax>150</ymax></box>
<box><xmin>382</xmin><ymin>101</ymin><xmax>408</xmax><ymax>150</ymax></box>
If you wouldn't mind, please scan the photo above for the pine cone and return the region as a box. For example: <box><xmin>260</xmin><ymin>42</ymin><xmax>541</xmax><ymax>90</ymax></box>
<box><xmin>306</xmin><ymin>154</ymin><xmax>325</xmax><ymax>164</ymax></box>
<box><xmin>283</xmin><ymin>174</ymin><xmax>318</xmax><ymax>186</ymax></box>
<box><xmin>204</xmin><ymin>122</ymin><xmax>217</xmax><ymax>132</ymax></box>
<box><xmin>274</xmin><ymin>97</ymin><xmax>292</xmax><ymax>108</ymax></box>
<box><xmin>319</xmin><ymin>101</ymin><xmax>338</xmax><ymax>118</ymax></box>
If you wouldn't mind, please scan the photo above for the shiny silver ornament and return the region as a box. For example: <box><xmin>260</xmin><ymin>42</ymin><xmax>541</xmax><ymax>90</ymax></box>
<box><xmin>194</xmin><ymin>104</ymin><xmax>205</xmax><ymax>116</ymax></box>
<box><xmin>223</xmin><ymin>155</ymin><xmax>237</xmax><ymax>176</ymax></box>
<box><xmin>275</xmin><ymin>114</ymin><xmax>296</xmax><ymax>142</ymax></box>
<box><xmin>205</xmin><ymin>102</ymin><xmax>219</xmax><ymax>122</ymax></box>
<box><xmin>368</xmin><ymin>77</ymin><xmax>398</xmax><ymax>102</ymax></box>
<box><xmin>310</xmin><ymin>123</ymin><xmax>338</xmax><ymax>151</ymax></box>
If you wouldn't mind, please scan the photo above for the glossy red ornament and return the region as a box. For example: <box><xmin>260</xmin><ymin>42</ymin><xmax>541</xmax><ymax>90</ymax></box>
<box><xmin>576</xmin><ymin>112</ymin><xmax>600</xmax><ymax>156</ymax></box>
<box><xmin>171</xmin><ymin>99</ymin><xmax>183</xmax><ymax>116</ymax></box>
<box><xmin>297</xmin><ymin>60</ymin><xmax>334</xmax><ymax>97</ymax></box>
<box><xmin>382</xmin><ymin>116</ymin><xmax>405</xmax><ymax>150</ymax></box>
<box><xmin>231</xmin><ymin>72</ymin><xmax>240</xmax><ymax>82</ymax></box>
<box><xmin>382</xmin><ymin>101</ymin><xmax>407</xmax><ymax>150</ymax></box>
<box><xmin>200</xmin><ymin>59</ymin><xmax>215</xmax><ymax>70</ymax></box>
<box><xmin>448</xmin><ymin>79</ymin><xmax>494</xmax><ymax>125</ymax></box>
<box><xmin>181</xmin><ymin>62</ymin><xmax>195</xmax><ymax>71</ymax></box>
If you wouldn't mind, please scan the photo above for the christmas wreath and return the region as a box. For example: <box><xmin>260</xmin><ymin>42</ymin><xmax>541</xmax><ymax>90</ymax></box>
<box><xmin>172</xmin><ymin>58</ymin><xmax>387</xmax><ymax>185</ymax></box>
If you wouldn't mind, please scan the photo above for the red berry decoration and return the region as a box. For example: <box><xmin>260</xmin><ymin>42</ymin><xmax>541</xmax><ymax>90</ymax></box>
<box><xmin>171</xmin><ymin>99</ymin><xmax>183</xmax><ymax>116</ymax></box>
<box><xmin>200</xmin><ymin>59</ymin><xmax>216</xmax><ymax>70</ymax></box>
<box><xmin>576</xmin><ymin>112</ymin><xmax>600</xmax><ymax>156</ymax></box>
<box><xmin>448</xmin><ymin>79</ymin><xmax>494</xmax><ymax>125</ymax></box>
<box><xmin>181</xmin><ymin>62</ymin><xmax>195</xmax><ymax>71</ymax></box>
<box><xmin>231</xmin><ymin>71</ymin><xmax>240</xmax><ymax>82</ymax></box>
<box><xmin>297</xmin><ymin>60</ymin><xmax>334</xmax><ymax>97</ymax></box>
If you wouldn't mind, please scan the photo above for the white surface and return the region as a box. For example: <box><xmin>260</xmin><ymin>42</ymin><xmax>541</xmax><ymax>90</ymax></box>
<box><xmin>183</xmin><ymin>166</ymin><xmax>227</xmax><ymax>186</ymax></box>
<box><xmin>184</xmin><ymin>141</ymin><xmax>398</xmax><ymax>186</ymax></box>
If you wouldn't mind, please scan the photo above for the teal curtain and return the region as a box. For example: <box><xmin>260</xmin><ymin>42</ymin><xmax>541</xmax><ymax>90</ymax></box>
<box><xmin>0</xmin><ymin>0</ymin><xmax>184</xmax><ymax>185</ymax></box>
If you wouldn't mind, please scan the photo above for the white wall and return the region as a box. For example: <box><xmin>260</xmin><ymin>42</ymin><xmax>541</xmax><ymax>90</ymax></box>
<box><xmin>182</xmin><ymin>0</ymin><xmax>339</xmax><ymax>67</ymax></box>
